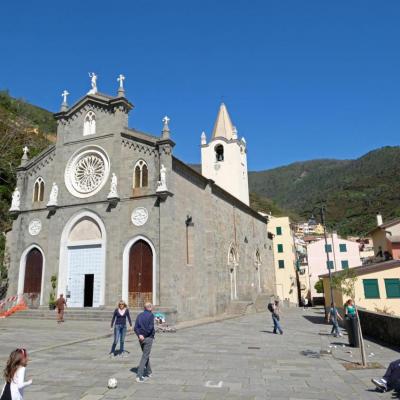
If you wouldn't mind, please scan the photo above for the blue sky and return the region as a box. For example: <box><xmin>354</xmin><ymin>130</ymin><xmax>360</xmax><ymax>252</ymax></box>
<box><xmin>1</xmin><ymin>0</ymin><xmax>399</xmax><ymax>170</ymax></box>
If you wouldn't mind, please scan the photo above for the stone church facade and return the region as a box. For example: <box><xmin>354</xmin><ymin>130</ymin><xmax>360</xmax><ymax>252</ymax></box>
<box><xmin>6</xmin><ymin>81</ymin><xmax>275</xmax><ymax>322</ymax></box>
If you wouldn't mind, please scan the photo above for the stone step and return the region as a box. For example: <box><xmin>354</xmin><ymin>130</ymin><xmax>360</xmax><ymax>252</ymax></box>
<box><xmin>226</xmin><ymin>300</ymin><xmax>253</xmax><ymax>316</ymax></box>
<box><xmin>10</xmin><ymin>306</ymin><xmax>178</xmax><ymax>323</ymax></box>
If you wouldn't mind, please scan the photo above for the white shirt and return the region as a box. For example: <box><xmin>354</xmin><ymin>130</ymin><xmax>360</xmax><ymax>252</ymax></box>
<box><xmin>1</xmin><ymin>367</ymin><xmax>32</xmax><ymax>400</ymax></box>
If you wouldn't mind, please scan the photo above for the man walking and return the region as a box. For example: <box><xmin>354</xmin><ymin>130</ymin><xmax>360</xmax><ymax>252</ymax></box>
<box><xmin>134</xmin><ymin>302</ymin><xmax>155</xmax><ymax>383</ymax></box>
<box><xmin>268</xmin><ymin>300</ymin><xmax>283</xmax><ymax>334</ymax></box>
<box><xmin>55</xmin><ymin>294</ymin><xmax>67</xmax><ymax>323</ymax></box>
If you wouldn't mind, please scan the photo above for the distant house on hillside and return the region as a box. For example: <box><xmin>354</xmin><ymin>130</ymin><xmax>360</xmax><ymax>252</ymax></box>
<box><xmin>367</xmin><ymin>213</ymin><xmax>400</xmax><ymax>263</ymax></box>
<box><xmin>307</xmin><ymin>233</ymin><xmax>361</xmax><ymax>301</ymax></box>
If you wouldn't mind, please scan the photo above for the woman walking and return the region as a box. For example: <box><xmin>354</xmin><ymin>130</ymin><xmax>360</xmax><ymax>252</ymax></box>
<box><xmin>0</xmin><ymin>349</ymin><xmax>32</xmax><ymax>400</ymax></box>
<box><xmin>110</xmin><ymin>300</ymin><xmax>132</xmax><ymax>357</ymax></box>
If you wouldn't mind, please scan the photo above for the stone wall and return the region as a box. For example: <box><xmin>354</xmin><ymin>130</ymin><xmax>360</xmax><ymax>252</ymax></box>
<box><xmin>358</xmin><ymin>309</ymin><xmax>400</xmax><ymax>347</ymax></box>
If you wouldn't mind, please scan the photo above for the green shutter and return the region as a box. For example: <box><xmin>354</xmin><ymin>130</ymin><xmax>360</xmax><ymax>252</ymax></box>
<box><xmin>341</xmin><ymin>260</ymin><xmax>349</xmax><ymax>269</ymax></box>
<box><xmin>326</xmin><ymin>260</ymin><xmax>334</xmax><ymax>269</ymax></box>
<box><xmin>278</xmin><ymin>260</ymin><xmax>285</xmax><ymax>269</ymax></box>
<box><xmin>277</xmin><ymin>244</ymin><xmax>283</xmax><ymax>253</ymax></box>
<box><xmin>363</xmin><ymin>279</ymin><xmax>380</xmax><ymax>299</ymax></box>
<box><xmin>339</xmin><ymin>244</ymin><xmax>347</xmax><ymax>252</ymax></box>
<box><xmin>325</xmin><ymin>244</ymin><xmax>332</xmax><ymax>253</ymax></box>
<box><xmin>276</xmin><ymin>227</ymin><xmax>282</xmax><ymax>235</ymax></box>
<box><xmin>385</xmin><ymin>279</ymin><xmax>400</xmax><ymax>298</ymax></box>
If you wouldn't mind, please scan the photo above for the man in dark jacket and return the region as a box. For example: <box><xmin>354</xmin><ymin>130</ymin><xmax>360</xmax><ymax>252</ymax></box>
<box><xmin>134</xmin><ymin>302</ymin><xmax>155</xmax><ymax>382</ymax></box>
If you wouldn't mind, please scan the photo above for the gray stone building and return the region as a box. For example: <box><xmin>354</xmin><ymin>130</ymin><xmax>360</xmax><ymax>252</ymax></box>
<box><xmin>6</xmin><ymin>79</ymin><xmax>275</xmax><ymax>322</ymax></box>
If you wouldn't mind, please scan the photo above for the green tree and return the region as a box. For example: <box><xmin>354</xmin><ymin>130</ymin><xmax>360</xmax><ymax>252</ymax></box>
<box><xmin>330</xmin><ymin>269</ymin><xmax>367</xmax><ymax>367</ymax></box>
<box><xmin>314</xmin><ymin>279</ymin><xmax>324</xmax><ymax>294</ymax></box>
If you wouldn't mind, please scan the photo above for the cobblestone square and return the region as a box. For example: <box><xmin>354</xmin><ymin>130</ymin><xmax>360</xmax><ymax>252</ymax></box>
<box><xmin>0</xmin><ymin>308</ymin><xmax>398</xmax><ymax>399</ymax></box>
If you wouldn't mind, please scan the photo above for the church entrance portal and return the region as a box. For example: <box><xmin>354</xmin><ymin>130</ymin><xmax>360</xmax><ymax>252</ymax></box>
<box><xmin>23</xmin><ymin>248</ymin><xmax>43</xmax><ymax>298</ymax></box>
<box><xmin>84</xmin><ymin>274</ymin><xmax>94</xmax><ymax>307</ymax></box>
<box><xmin>67</xmin><ymin>245</ymin><xmax>102</xmax><ymax>307</ymax></box>
<box><xmin>129</xmin><ymin>240</ymin><xmax>153</xmax><ymax>307</ymax></box>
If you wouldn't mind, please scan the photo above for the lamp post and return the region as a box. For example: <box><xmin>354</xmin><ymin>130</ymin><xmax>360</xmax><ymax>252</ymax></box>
<box><xmin>309</xmin><ymin>206</ymin><xmax>335</xmax><ymax>306</ymax></box>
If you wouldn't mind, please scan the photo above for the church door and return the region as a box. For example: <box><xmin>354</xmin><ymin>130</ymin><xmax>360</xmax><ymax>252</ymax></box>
<box><xmin>24</xmin><ymin>248</ymin><xmax>43</xmax><ymax>296</ymax></box>
<box><xmin>129</xmin><ymin>240</ymin><xmax>153</xmax><ymax>307</ymax></box>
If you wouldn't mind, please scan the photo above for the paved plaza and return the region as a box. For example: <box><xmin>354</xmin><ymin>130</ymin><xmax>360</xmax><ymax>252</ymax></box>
<box><xmin>0</xmin><ymin>307</ymin><xmax>399</xmax><ymax>400</ymax></box>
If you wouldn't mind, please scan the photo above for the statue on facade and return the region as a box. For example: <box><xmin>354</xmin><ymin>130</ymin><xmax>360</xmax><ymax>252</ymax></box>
<box><xmin>10</xmin><ymin>187</ymin><xmax>21</xmax><ymax>212</ymax></box>
<box><xmin>47</xmin><ymin>182</ymin><xmax>59</xmax><ymax>207</ymax></box>
<box><xmin>157</xmin><ymin>164</ymin><xmax>168</xmax><ymax>192</ymax></box>
<box><xmin>107</xmin><ymin>173</ymin><xmax>119</xmax><ymax>199</ymax></box>
<box><xmin>88</xmin><ymin>72</ymin><xmax>98</xmax><ymax>95</ymax></box>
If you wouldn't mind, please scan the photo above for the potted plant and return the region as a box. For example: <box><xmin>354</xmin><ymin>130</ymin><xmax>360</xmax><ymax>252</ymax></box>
<box><xmin>48</xmin><ymin>274</ymin><xmax>57</xmax><ymax>310</ymax></box>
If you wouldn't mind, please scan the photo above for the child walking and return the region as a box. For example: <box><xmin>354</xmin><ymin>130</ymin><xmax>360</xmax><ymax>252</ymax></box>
<box><xmin>328</xmin><ymin>302</ymin><xmax>343</xmax><ymax>337</ymax></box>
<box><xmin>0</xmin><ymin>349</ymin><xmax>32</xmax><ymax>400</ymax></box>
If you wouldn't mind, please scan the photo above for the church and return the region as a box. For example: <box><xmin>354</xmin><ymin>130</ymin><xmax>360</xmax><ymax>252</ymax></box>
<box><xmin>6</xmin><ymin>75</ymin><xmax>275</xmax><ymax>322</ymax></box>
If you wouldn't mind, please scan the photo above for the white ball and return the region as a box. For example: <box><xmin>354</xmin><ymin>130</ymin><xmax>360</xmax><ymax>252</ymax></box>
<box><xmin>108</xmin><ymin>378</ymin><xmax>118</xmax><ymax>389</ymax></box>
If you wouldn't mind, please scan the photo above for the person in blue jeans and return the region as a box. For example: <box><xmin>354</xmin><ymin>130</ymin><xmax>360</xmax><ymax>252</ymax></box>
<box><xmin>271</xmin><ymin>300</ymin><xmax>283</xmax><ymax>335</ymax></box>
<box><xmin>110</xmin><ymin>300</ymin><xmax>132</xmax><ymax>357</ymax></box>
<box><xmin>327</xmin><ymin>302</ymin><xmax>343</xmax><ymax>337</ymax></box>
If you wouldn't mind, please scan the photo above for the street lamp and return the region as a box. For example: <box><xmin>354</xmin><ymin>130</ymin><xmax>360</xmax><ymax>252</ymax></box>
<box><xmin>309</xmin><ymin>206</ymin><xmax>335</xmax><ymax>307</ymax></box>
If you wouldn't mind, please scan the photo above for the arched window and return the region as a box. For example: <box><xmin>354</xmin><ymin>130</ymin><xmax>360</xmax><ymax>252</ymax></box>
<box><xmin>215</xmin><ymin>144</ymin><xmax>224</xmax><ymax>162</ymax></box>
<box><xmin>33</xmin><ymin>177</ymin><xmax>45</xmax><ymax>202</ymax></box>
<box><xmin>83</xmin><ymin>111</ymin><xmax>96</xmax><ymax>136</ymax></box>
<box><xmin>133</xmin><ymin>160</ymin><xmax>148</xmax><ymax>188</ymax></box>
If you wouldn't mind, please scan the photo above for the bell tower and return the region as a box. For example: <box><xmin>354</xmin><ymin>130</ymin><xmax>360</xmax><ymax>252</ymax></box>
<box><xmin>201</xmin><ymin>103</ymin><xmax>249</xmax><ymax>205</ymax></box>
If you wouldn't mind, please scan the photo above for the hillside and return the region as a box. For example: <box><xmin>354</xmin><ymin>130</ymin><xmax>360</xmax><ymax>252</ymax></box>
<box><xmin>0</xmin><ymin>90</ymin><xmax>55</xmax><ymax>281</ymax></box>
<box><xmin>249</xmin><ymin>146</ymin><xmax>400</xmax><ymax>236</ymax></box>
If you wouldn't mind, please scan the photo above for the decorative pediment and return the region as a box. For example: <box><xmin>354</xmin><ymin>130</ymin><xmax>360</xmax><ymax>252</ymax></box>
<box><xmin>54</xmin><ymin>93</ymin><xmax>134</xmax><ymax>124</ymax></box>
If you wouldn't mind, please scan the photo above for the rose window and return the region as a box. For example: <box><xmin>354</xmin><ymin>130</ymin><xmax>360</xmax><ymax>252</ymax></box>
<box><xmin>65</xmin><ymin>146</ymin><xmax>110</xmax><ymax>198</ymax></box>
<box><xmin>74</xmin><ymin>155</ymin><xmax>105</xmax><ymax>193</ymax></box>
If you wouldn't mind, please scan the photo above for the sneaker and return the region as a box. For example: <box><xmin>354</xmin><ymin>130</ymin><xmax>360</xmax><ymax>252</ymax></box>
<box><xmin>338</xmin><ymin>333</ymin><xmax>343</xmax><ymax>337</ymax></box>
<box><xmin>145</xmin><ymin>374</ymin><xmax>152</xmax><ymax>378</ymax></box>
<box><xmin>136</xmin><ymin>377</ymin><xmax>145</xmax><ymax>383</ymax></box>
<box><xmin>371</xmin><ymin>378</ymin><xmax>387</xmax><ymax>392</ymax></box>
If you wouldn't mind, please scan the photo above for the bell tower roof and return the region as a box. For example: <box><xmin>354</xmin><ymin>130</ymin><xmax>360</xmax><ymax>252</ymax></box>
<box><xmin>211</xmin><ymin>103</ymin><xmax>235</xmax><ymax>140</ymax></box>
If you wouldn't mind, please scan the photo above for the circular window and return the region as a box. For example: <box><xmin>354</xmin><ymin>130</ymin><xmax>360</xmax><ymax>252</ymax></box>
<box><xmin>65</xmin><ymin>146</ymin><xmax>110</xmax><ymax>198</ymax></box>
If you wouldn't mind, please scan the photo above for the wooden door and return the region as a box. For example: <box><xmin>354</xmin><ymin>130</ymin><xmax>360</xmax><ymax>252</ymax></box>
<box><xmin>128</xmin><ymin>240</ymin><xmax>153</xmax><ymax>307</ymax></box>
<box><xmin>24</xmin><ymin>248</ymin><xmax>43</xmax><ymax>294</ymax></box>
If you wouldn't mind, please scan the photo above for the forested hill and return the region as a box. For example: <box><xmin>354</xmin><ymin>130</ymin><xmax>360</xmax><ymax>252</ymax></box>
<box><xmin>0</xmin><ymin>90</ymin><xmax>55</xmax><ymax>270</ymax></box>
<box><xmin>249</xmin><ymin>146</ymin><xmax>400</xmax><ymax>236</ymax></box>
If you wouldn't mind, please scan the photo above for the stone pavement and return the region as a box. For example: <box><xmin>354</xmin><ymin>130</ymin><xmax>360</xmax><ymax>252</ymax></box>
<box><xmin>0</xmin><ymin>307</ymin><xmax>399</xmax><ymax>400</ymax></box>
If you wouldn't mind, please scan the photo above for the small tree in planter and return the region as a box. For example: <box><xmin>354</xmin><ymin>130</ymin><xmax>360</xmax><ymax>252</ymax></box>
<box><xmin>330</xmin><ymin>269</ymin><xmax>367</xmax><ymax>367</ymax></box>
<box><xmin>48</xmin><ymin>274</ymin><xmax>57</xmax><ymax>310</ymax></box>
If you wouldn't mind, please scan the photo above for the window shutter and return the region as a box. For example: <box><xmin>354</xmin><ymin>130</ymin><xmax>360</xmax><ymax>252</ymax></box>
<box><xmin>278</xmin><ymin>260</ymin><xmax>285</xmax><ymax>269</ymax></box>
<box><xmin>363</xmin><ymin>279</ymin><xmax>380</xmax><ymax>299</ymax></box>
<box><xmin>385</xmin><ymin>279</ymin><xmax>400</xmax><ymax>298</ymax></box>
<box><xmin>339</xmin><ymin>244</ymin><xmax>347</xmax><ymax>252</ymax></box>
<box><xmin>277</xmin><ymin>244</ymin><xmax>283</xmax><ymax>253</ymax></box>
<box><xmin>341</xmin><ymin>260</ymin><xmax>349</xmax><ymax>269</ymax></box>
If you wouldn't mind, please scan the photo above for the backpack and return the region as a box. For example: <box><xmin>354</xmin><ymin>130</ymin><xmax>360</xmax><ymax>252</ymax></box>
<box><xmin>267</xmin><ymin>303</ymin><xmax>274</xmax><ymax>312</ymax></box>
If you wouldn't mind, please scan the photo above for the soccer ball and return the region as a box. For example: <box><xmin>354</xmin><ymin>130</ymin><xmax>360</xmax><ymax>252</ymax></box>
<box><xmin>108</xmin><ymin>378</ymin><xmax>118</xmax><ymax>389</ymax></box>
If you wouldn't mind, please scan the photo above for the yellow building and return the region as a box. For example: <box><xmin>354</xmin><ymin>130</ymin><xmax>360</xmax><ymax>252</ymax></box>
<box><xmin>269</xmin><ymin>216</ymin><xmax>298</xmax><ymax>305</ymax></box>
<box><xmin>320</xmin><ymin>260</ymin><xmax>400</xmax><ymax>316</ymax></box>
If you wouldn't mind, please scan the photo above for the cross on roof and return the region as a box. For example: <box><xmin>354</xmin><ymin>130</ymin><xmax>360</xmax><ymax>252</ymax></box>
<box><xmin>117</xmin><ymin>74</ymin><xmax>125</xmax><ymax>89</ymax></box>
<box><xmin>61</xmin><ymin>90</ymin><xmax>69</xmax><ymax>103</ymax></box>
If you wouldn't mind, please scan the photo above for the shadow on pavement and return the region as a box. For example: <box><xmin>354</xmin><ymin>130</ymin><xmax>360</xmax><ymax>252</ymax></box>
<box><xmin>302</xmin><ymin>315</ymin><xmax>326</xmax><ymax>324</ymax></box>
<box><xmin>300</xmin><ymin>350</ymin><xmax>320</xmax><ymax>358</ymax></box>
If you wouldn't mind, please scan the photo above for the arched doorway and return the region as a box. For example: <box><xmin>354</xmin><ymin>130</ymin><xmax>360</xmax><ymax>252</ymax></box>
<box><xmin>24</xmin><ymin>248</ymin><xmax>43</xmax><ymax>296</ymax></box>
<box><xmin>18</xmin><ymin>245</ymin><xmax>45</xmax><ymax>306</ymax></box>
<box><xmin>128</xmin><ymin>240</ymin><xmax>153</xmax><ymax>308</ymax></box>
<box><xmin>58</xmin><ymin>211</ymin><xmax>106</xmax><ymax>308</ymax></box>
<box><xmin>228</xmin><ymin>244</ymin><xmax>238</xmax><ymax>300</ymax></box>
<box><xmin>255</xmin><ymin>250</ymin><xmax>262</xmax><ymax>293</ymax></box>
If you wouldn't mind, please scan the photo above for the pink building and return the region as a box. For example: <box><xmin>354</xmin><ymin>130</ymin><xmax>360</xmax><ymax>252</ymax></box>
<box><xmin>307</xmin><ymin>233</ymin><xmax>362</xmax><ymax>299</ymax></box>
